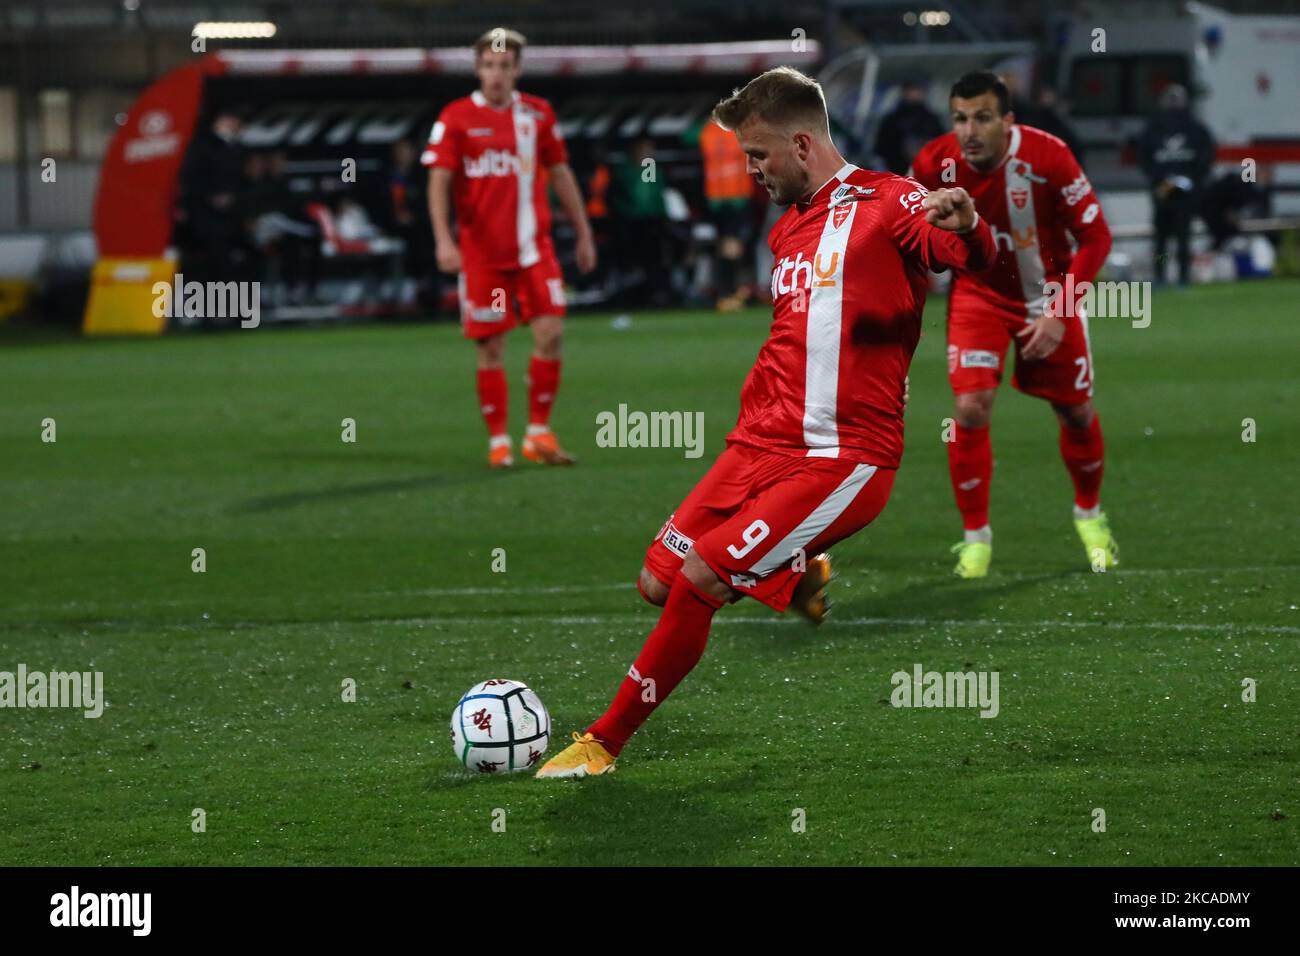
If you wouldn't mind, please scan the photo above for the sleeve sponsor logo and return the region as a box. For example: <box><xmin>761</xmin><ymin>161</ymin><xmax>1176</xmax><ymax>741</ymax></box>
<box><xmin>899</xmin><ymin>183</ymin><xmax>930</xmax><ymax>215</ymax></box>
<box><xmin>1081</xmin><ymin>202</ymin><xmax>1101</xmax><ymax>224</ymax></box>
<box><xmin>1061</xmin><ymin>172</ymin><xmax>1093</xmax><ymax>206</ymax></box>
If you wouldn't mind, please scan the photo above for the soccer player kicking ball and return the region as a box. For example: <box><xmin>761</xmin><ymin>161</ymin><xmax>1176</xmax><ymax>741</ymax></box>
<box><xmin>536</xmin><ymin>67</ymin><xmax>996</xmax><ymax>779</ymax></box>
<box><xmin>911</xmin><ymin>71</ymin><xmax>1119</xmax><ymax>577</ymax></box>
<box><xmin>424</xmin><ymin>28</ymin><xmax>597</xmax><ymax>468</ymax></box>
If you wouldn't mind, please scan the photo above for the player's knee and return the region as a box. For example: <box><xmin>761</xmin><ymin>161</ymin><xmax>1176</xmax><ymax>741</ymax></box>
<box><xmin>1054</xmin><ymin>400</ymin><xmax>1094</xmax><ymax>430</ymax></box>
<box><xmin>531</xmin><ymin>317</ymin><xmax>563</xmax><ymax>358</ymax></box>
<box><xmin>954</xmin><ymin>391</ymin><xmax>994</xmax><ymax>428</ymax></box>
<box><xmin>681</xmin><ymin>549</ymin><xmax>732</xmax><ymax>601</ymax></box>
<box><xmin>477</xmin><ymin>335</ymin><xmax>505</xmax><ymax>368</ymax></box>
<box><xmin>637</xmin><ymin>567</ymin><xmax>669</xmax><ymax>607</ymax></box>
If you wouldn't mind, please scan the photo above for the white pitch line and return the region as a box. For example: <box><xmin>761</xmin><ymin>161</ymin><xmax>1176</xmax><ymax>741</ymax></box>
<box><xmin>9</xmin><ymin>581</ymin><xmax>637</xmax><ymax>615</ymax></box>
<box><xmin>718</xmin><ymin>616</ymin><xmax>1300</xmax><ymax>635</ymax></box>
<box><xmin>341</xmin><ymin>613</ymin><xmax>1300</xmax><ymax>636</ymax></box>
<box><xmin>21</xmin><ymin>612</ymin><xmax>1296</xmax><ymax>637</ymax></box>
<box><xmin>995</xmin><ymin>566</ymin><xmax>1300</xmax><ymax>578</ymax></box>
<box><xmin>10</xmin><ymin>566</ymin><xmax>1295</xmax><ymax>616</ymax></box>
<box><xmin>368</xmin><ymin>583</ymin><xmax>637</xmax><ymax>597</ymax></box>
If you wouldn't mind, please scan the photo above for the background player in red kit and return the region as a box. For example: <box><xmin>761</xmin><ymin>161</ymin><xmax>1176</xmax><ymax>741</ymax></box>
<box><xmin>911</xmin><ymin>71</ymin><xmax>1119</xmax><ymax>578</ymax></box>
<box><xmin>536</xmin><ymin>67</ymin><xmax>996</xmax><ymax>778</ymax></box>
<box><xmin>425</xmin><ymin>28</ymin><xmax>597</xmax><ymax>468</ymax></box>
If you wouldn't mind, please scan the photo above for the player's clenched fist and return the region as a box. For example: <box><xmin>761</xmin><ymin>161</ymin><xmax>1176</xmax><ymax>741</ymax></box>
<box><xmin>922</xmin><ymin>187</ymin><xmax>978</xmax><ymax>233</ymax></box>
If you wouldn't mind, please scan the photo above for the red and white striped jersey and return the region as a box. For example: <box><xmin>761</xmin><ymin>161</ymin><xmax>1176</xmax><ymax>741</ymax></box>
<box><xmin>910</xmin><ymin>124</ymin><xmax>1112</xmax><ymax>319</ymax></box>
<box><xmin>422</xmin><ymin>90</ymin><xmax>568</xmax><ymax>270</ymax></box>
<box><xmin>727</xmin><ymin>163</ymin><xmax>996</xmax><ymax>468</ymax></box>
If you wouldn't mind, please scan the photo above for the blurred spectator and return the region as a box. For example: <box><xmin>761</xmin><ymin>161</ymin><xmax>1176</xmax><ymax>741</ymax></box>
<box><xmin>608</xmin><ymin>138</ymin><xmax>671</xmax><ymax>306</ymax></box>
<box><xmin>388</xmin><ymin>140</ymin><xmax>434</xmax><ymax>305</ymax></box>
<box><xmin>177</xmin><ymin>108</ymin><xmax>246</xmax><ymax>294</ymax></box>
<box><xmin>698</xmin><ymin>119</ymin><xmax>756</xmax><ymax>311</ymax></box>
<box><xmin>1003</xmin><ymin>72</ymin><xmax>1033</xmax><ymax>120</ymax></box>
<box><xmin>1137</xmin><ymin>84</ymin><xmax>1215</xmax><ymax>286</ymax></box>
<box><xmin>335</xmin><ymin>198</ymin><xmax>380</xmax><ymax>242</ymax></box>
<box><xmin>327</xmin><ymin>197</ymin><xmax>404</xmax><ymax>306</ymax></box>
<box><xmin>875</xmin><ymin>81</ymin><xmax>943</xmax><ymax>176</ymax></box>
<box><xmin>241</xmin><ymin>151</ymin><xmax>321</xmax><ymax>305</ymax></box>
<box><xmin>1019</xmin><ymin>86</ymin><xmax>1085</xmax><ymax>167</ymax></box>
<box><xmin>1201</xmin><ymin>166</ymin><xmax>1271</xmax><ymax>251</ymax></box>
<box><xmin>581</xmin><ymin>140</ymin><xmax>613</xmax><ymax>289</ymax></box>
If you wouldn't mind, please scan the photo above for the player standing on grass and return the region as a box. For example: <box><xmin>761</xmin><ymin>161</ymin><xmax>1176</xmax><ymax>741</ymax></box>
<box><xmin>910</xmin><ymin>71</ymin><xmax>1119</xmax><ymax>578</ymax></box>
<box><xmin>536</xmin><ymin>67</ymin><xmax>996</xmax><ymax>778</ymax></box>
<box><xmin>425</xmin><ymin>28</ymin><xmax>597</xmax><ymax>468</ymax></box>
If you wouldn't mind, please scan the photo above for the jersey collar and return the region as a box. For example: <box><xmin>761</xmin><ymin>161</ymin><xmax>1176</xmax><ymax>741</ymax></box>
<box><xmin>471</xmin><ymin>90</ymin><xmax>521</xmax><ymax>111</ymax></box>
<box><xmin>801</xmin><ymin>161</ymin><xmax>859</xmax><ymax>209</ymax></box>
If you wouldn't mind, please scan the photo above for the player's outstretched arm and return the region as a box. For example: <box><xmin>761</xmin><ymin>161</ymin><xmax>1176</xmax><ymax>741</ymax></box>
<box><xmin>894</xmin><ymin>184</ymin><xmax>996</xmax><ymax>272</ymax></box>
<box><xmin>922</xmin><ymin>186</ymin><xmax>978</xmax><ymax>232</ymax></box>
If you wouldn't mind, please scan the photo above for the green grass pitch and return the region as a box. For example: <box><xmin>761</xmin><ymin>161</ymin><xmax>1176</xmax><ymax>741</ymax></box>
<box><xmin>1</xmin><ymin>279</ymin><xmax>1297</xmax><ymax>866</ymax></box>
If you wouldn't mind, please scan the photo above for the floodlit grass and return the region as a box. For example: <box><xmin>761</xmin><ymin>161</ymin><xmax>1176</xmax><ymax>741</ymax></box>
<box><xmin>1</xmin><ymin>280</ymin><xmax>1296</xmax><ymax>864</ymax></box>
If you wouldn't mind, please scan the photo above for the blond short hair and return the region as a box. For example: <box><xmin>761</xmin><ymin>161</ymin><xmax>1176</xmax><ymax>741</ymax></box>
<box><xmin>474</xmin><ymin>27</ymin><xmax>527</xmax><ymax>63</ymax></box>
<box><xmin>712</xmin><ymin>66</ymin><xmax>829</xmax><ymax>136</ymax></box>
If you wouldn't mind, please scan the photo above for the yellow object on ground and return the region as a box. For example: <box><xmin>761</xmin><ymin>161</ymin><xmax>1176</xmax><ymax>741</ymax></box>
<box><xmin>82</xmin><ymin>257</ymin><xmax>175</xmax><ymax>335</ymax></box>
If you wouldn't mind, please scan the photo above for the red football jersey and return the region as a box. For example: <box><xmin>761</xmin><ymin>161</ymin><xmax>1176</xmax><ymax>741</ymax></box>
<box><xmin>911</xmin><ymin>125</ymin><xmax>1111</xmax><ymax>319</ymax></box>
<box><xmin>727</xmin><ymin>164</ymin><xmax>996</xmax><ymax>468</ymax></box>
<box><xmin>422</xmin><ymin>90</ymin><xmax>568</xmax><ymax>270</ymax></box>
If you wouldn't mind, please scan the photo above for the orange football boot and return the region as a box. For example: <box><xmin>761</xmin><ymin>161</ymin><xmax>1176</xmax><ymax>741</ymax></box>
<box><xmin>488</xmin><ymin>437</ymin><xmax>514</xmax><ymax>469</ymax></box>
<box><xmin>790</xmin><ymin>552</ymin><xmax>833</xmax><ymax>624</ymax></box>
<box><xmin>522</xmin><ymin>429</ymin><xmax>576</xmax><ymax>465</ymax></box>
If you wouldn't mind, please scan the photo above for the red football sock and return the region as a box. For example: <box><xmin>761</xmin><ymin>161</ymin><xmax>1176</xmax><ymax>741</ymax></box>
<box><xmin>475</xmin><ymin>367</ymin><xmax>508</xmax><ymax>439</ymax></box>
<box><xmin>948</xmin><ymin>423</ymin><xmax>993</xmax><ymax>530</ymax></box>
<box><xmin>527</xmin><ymin>355</ymin><xmax>561</xmax><ymax>428</ymax></box>
<box><xmin>588</xmin><ymin>574</ymin><xmax>724</xmax><ymax>756</ymax></box>
<box><xmin>1060</xmin><ymin>414</ymin><xmax>1105</xmax><ymax>510</ymax></box>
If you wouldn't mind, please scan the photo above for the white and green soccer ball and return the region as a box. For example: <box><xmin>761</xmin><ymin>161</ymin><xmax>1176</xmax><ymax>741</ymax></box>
<box><xmin>450</xmin><ymin>679</ymin><xmax>550</xmax><ymax>774</ymax></box>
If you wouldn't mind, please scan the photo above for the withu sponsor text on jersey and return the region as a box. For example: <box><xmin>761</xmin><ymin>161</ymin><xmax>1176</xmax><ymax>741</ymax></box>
<box><xmin>770</xmin><ymin>250</ymin><xmax>841</xmax><ymax>301</ymax></box>
<box><xmin>463</xmin><ymin>148</ymin><xmax>532</xmax><ymax>179</ymax></box>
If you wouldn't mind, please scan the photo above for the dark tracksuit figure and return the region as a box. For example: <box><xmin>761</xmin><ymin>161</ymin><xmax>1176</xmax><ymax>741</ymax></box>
<box><xmin>1136</xmin><ymin>86</ymin><xmax>1215</xmax><ymax>286</ymax></box>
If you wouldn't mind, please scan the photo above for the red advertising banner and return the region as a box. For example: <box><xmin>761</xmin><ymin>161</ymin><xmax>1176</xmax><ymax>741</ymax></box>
<box><xmin>92</xmin><ymin>58</ymin><xmax>224</xmax><ymax>258</ymax></box>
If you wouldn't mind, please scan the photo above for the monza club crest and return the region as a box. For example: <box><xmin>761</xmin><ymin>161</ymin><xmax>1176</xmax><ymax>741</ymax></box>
<box><xmin>832</xmin><ymin>203</ymin><xmax>853</xmax><ymax>229</ymax></box>
<box><xmin>1010</xmin><ymin>188</ymin><xmax>1029</xmax><ymax>209</ymax></box>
